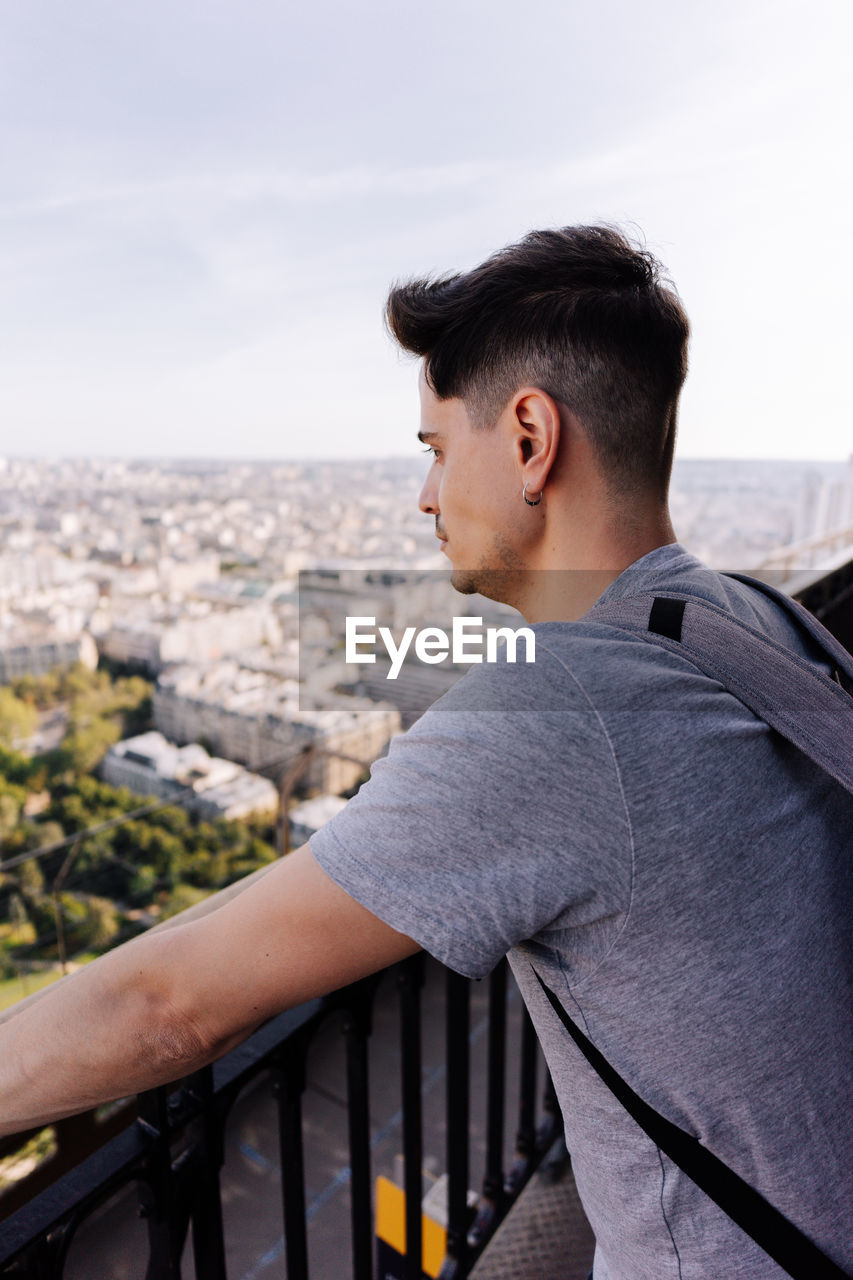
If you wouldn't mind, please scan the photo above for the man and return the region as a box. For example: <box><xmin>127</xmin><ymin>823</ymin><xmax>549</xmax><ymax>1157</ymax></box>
<box><xmin>1</xmin><ymin>227</ymin><xmax>850</xmax><ymax>1278</ymax></box>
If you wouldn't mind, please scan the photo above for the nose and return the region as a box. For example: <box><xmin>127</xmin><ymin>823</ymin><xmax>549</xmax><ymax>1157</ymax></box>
<box><xmin>418</xmin><ymin>466</ymin><xmax>439</xmax><ymax>516</ymax></box>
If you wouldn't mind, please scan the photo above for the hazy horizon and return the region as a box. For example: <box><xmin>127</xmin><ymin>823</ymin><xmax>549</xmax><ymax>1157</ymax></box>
<box><xmin>1</xmin><ymin>452</ymin><xmax>850</xmax><ymax>468</ymax></box>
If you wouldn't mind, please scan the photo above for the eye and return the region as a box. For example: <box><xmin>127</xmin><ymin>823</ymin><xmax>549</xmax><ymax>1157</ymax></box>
<box><xmin>422</xmin><ymin>445</ymin><xmax>442</xmax><ymax>461</ymax></box>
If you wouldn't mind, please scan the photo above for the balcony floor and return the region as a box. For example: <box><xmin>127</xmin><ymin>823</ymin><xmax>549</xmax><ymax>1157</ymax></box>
<box><xmin>471</xmin><ymin>1140</ymin><xmax>595</xmax><ymax>1280</ymax></box>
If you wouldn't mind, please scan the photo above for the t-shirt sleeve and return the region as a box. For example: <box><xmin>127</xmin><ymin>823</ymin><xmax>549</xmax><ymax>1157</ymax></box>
<box><xmin>310</xmin><ymin>642</ymin><xmax>633</xmax><ymax>979</ymax></box>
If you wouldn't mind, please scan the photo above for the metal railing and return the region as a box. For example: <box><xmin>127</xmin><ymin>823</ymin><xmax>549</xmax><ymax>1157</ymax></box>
<box><xmin>792</xmin><ymin>556</ymin><xmax>853</xmax><ymax>654</ymax></box>
<box><xmin>0</xmin><ymin>954</ymin><xmax>559</xmax><ymax>1280</ymax></box>
<box><xmin>756</xmin><ymin>523</ymin><xmax>853</xmax><ymax>574</ymax></box>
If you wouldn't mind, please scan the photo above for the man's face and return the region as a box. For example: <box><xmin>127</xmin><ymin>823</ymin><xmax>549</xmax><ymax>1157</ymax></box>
<box><xmin>417</xmin><ymin>372</ymin><xmax>523</xmax><ymax>598</ymax></box>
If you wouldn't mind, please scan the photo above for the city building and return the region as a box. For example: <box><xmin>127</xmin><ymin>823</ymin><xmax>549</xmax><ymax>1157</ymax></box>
<box><xmin>0</xmin><ymin>629</ymin><xmax>98</xmax><ymax>682</ymax></box>
<box><xmin>153</xmin><ymin>661</ymin><xmax>400</xmax><ymax>793</ymax></box>
<box><xmin>101</xmin><ymin>730</ymin><xmax>278</xmax><ymax>820</ymax></box>
<box><xmin>288</xmin><ymin>794</ymin><xmax>348</xmax><ymax>848</ymax></box>
<box><xmin>100</xmin><ymin>605</ymin><xmax>276</xmax><ymax>673</ymax></box>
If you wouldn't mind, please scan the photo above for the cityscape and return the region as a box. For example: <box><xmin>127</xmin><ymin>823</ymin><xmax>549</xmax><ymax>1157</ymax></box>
<box><xmin>1</xmin><ymin>448</ymin><xmax>851</xmax><ymax>987</ymax></box>
<box><xmin>1</xmin><ymin>451</ymin><xmax>851</xmax><ymax>685</ymax></box>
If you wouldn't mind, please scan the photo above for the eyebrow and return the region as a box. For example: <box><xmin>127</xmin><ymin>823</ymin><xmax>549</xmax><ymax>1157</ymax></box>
<box><xmin>417</xmin><ymin>430</ymin><xmax>440</xmax><ymax>444</ymax></box>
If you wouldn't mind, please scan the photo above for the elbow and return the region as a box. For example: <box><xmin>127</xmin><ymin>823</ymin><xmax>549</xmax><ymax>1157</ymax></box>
<box><xmin>118</xmin><ymin>920</ymin><xmax>259</xmax><ymax>1086</ymax></box>
<box><xmin>132</xmin><ymin>991</ymin><xmax>223</xmax><ymax>1081</ymax></box>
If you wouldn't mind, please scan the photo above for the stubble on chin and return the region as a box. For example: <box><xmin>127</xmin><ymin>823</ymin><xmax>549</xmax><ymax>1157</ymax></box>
<box><xmin>450</xmin><ymin>563</ymin><xmax>525</xmax><ymax>606</ymax></box>
<box><xmin>459</xmin><ymin>570</ymin><xmax>527</xmax><ymax>607</ymax></box>
<box><xmin>448</xmin><ymin>532</ymin><xmax>527</xmax><ymax>605</ymax></box>
<box><xmin>449</xmin><ymin>567</ymin><xmax>483</xmax><ymax>596</ymax></box>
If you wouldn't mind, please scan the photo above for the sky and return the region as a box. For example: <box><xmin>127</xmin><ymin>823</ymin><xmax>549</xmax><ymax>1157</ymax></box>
<box><xmin>1</xmin><ymin>0</ymin><xmax>850</xmax><ymax>462</ymax></box>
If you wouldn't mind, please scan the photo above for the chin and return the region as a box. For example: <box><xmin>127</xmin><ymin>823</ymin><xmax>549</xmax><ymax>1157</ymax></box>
<box><xmin>450</xmin><ymin>567</ymin><xmax>482</xmax><ymax>596</ymax></box>
<box><xmin>450</xmin><ymin>567</ymin><xmax>514</xmax><ymax>603</ymax></box>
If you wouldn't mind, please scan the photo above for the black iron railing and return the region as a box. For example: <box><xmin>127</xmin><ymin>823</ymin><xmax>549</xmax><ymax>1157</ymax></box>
<box><xmin>792</xmin><ymin>556</ymin><xmax>853</xmax><ymax>653</ymax></box>
<box><xmin>0</xmin><ymin>955</ymin><xmax>559</xmax><ymax>1280</ymax></box>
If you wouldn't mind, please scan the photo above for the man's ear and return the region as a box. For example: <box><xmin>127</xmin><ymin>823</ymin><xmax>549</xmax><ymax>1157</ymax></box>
<box><xmin>511</xmin><ymin>388</ymin><xmax>561</xmax><ymax>491</ymax></box>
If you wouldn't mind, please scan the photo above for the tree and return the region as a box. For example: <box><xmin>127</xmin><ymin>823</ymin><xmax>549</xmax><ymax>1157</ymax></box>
<box><xmin>61</xmin><ymin>718</ymin><xmax>121</xmax><ymax>774</ymax></box>
<box><xmin>0</xmin><ymin>745</ymin><xmax>38</xmax><ymax>787</ymax></box>
<box><xmin>0</xmin><ymin>793</ymin><xmax>21</xmax><ymax>840</ymax></box>
<box><xmin>76</xmin><ymin>894</ymin><xmax>121</xmax><ymax>951</ymax></box>
<box><xmin>153</xmin><ymin>806</ymin><xmax>190</xmax><ymax>837</ymax></box>
<box><xmin>13</xmin><ymin>855</ymin><xmax>44</xmax><ymax>897</ymax></box>
<box><xmin>0</xmin><ymin>688</ymin><xmax>38</xmax><ymax>749</ymax></box>
<box><xmin>129</xmin><ymin>864</ymin><xmax>158</xmax><ymax>903</ymax></box>
<box><xmin>56</xmin><ymin>892</ymin><xmax>120</xmax><ymax>955</ymax></box>
<box><xmin>61</xmin><ymin>664</ymin><xmax>104</xmax><ymax>702</ymax></box>
<box><xmin>13</xmin><ymin>670</ymin><xmax>60</xmax><ymax>709</ymax></box>
<box><xmin>159</xmin><ymin>883</ymin><xmax>209</xmax><ymax>920</ymax></box>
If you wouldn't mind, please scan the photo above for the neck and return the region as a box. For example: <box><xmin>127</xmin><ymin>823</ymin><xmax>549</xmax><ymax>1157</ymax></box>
<box><xmin>514</xmin><ymin>508</ymin><xmax>677</xmax><ymax>624</ymax></box>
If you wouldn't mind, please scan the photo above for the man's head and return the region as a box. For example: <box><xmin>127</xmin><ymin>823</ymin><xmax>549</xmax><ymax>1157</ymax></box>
<box><xmin>386</xmin><ymin>225</ymin><xmax>690</xmax><ymax>503</ymax></box>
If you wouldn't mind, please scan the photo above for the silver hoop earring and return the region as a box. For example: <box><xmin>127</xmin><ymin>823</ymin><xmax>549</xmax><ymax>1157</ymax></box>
<box><xmin>523</xmin><ymin>483</ymin><xmax>543</xmax><ymax>507</ymax></box>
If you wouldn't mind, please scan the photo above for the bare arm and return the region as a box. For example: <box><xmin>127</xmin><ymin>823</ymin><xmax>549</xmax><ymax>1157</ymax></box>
<box><xmin>0</xmin><ymin>844</ymin><xmax>419</xmax><ymax>1138</ymax></box>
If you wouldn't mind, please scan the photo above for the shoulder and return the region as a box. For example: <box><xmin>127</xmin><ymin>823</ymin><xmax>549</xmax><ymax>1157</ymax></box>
<box><xmin>402</xmin><ymin>627</ymin><xmax>616</xmax><ymax>742</ymax></box>
<box><xmin>592</xmin><ymin>543</ymin><xmax>822</xmax><ymax>658</ymax></box>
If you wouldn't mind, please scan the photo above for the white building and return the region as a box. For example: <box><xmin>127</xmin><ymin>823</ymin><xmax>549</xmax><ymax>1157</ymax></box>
<box><xmin>0</xmin><ymin>630</ymin><xmax>98</xmax><ymax>682</ymax></box>
<box><xmin>288</xmin><ymin>794</ymin><xmax>348</xmax><ymax>848</ymax></box>
<box><xmin>0</xmin><ymin>553</ymin><xmax>77</xmax><ymax>603</ymax></box>
<box><xmin>157</xmin><ymin>554</ymin><xmax>220</xmax><ymax>597</ymax></box>
<box><xmin>101</xmin><ymin>731</ymin><xmax>277</xmax><ymax>820</ymax></box>
<box><xmin>101</xmin><ymin>605</ymin><xmax>275</xmax><ymax>673</ymax></box>
<box><xmin>153</xmin><ymin>661</ymin><xmax>400</xmax><ymax>793</ymax></box>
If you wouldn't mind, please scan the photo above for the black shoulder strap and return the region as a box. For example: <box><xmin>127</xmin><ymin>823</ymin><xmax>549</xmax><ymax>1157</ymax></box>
<box><xmin>530</xmin><ymin>966</ymin><xmax>850</xmax><ymax>1279</ymax></box>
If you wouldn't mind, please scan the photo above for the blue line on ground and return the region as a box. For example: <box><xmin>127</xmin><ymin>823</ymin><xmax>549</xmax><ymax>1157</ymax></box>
<box><xmin>237</xmin><ymin>1234</ymin><xmax>286</xmax><ymax>1280</ymax></box>
<box><xmin>238</xmin><ymin>1140</ymin><xmax>275</xmax><ymax>1172</ymax></box>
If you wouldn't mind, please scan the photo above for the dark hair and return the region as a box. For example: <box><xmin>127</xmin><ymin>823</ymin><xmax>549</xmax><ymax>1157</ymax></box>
<box><xmin>385</xmin><ymin>225</ymin><xmax>690</xmax><ymax>497</ymax></box>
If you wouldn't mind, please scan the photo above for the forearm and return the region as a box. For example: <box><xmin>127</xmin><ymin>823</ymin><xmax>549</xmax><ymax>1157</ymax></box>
<box><xmin>0</xmin><ymin>845</ymin><xmax>418</xmax><ymax>1139</ymax></box>
<box><xmin>0</xmin><ymin>924</ymin><xmax>248</xmax><ymax>1138</ymax></box>
<box><xmin>0</xmin><ymin>862</ymin><xmax>284</xmax><ymax>1136</ymax></box>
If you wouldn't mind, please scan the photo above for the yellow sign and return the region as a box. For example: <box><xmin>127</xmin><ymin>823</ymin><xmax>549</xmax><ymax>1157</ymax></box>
<box><xmin>375</xmin><ymin>1174</ymin><xmax>447</xmax><ymax>1280</ymax></box>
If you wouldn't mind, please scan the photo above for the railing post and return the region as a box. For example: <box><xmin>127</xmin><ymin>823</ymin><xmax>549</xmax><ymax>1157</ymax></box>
<box><xmin>344</xmin><ymin>981</ymin><xmax>375</xmax><ymax>1280</ymax></box>
<box><xmin>398</xmin><ymin>954</ymin><xmax>425</xmax><ymax>1280</ymax></box>
<box><xmin>440</xmin><ymin>969</ymin><xmax>470</xmax><ymax>1279</ymax></box>
<box><xmin>0</xmin><ymin>1230</ymin><xmax>67</xmax><ymax>1280</ymax></box>
<box><xmin>185</xmin><ymin>1066</ymin><xmax>227</xmax><ymax>1280</ymax></box>
<box><xmin>506</xmin><ymin>1005</ymin><xmax>538</xmax><ymax>1194</ymax></box>
<box><xmin>468</xmin><ymin>960</ymin><xmax>507</xmax><ymax>1251</ymax></box>
<box><xmin>274</xmin><ymin>1039</ymin><xmax>311</xmax><ymax>1280</ymax></box>
<box><xmin>136</xmin><ymin>1086</ymin><xmax>184</xmax><ymax>1280</ymax></box>
<box><xmin>539</xmin><ymin>1067</ymin><xmax>561</xmax><ymax>1151</ymax></box>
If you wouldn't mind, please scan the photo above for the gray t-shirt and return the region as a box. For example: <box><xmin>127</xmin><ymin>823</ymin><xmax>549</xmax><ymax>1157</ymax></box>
<box><xmin>311</xmin><ymin>544</ymin><xmax>853</xmax><ymax>1279</ymax></box>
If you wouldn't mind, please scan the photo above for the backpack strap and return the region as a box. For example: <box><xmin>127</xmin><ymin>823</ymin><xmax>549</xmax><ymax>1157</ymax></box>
<box><xmin>587</xmin><ymin>576</ymin><xmax>853</xmax><ymax>796</ymax></box>
<box><xmin>724</xmin><ymin>571</ymin><xmax>853</xmax><ymax>693</ymax></box>
<box><xmin>530</xmin><ymin>966</ymin><xmax>850</xmax><ymax>1280</ymax></box>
